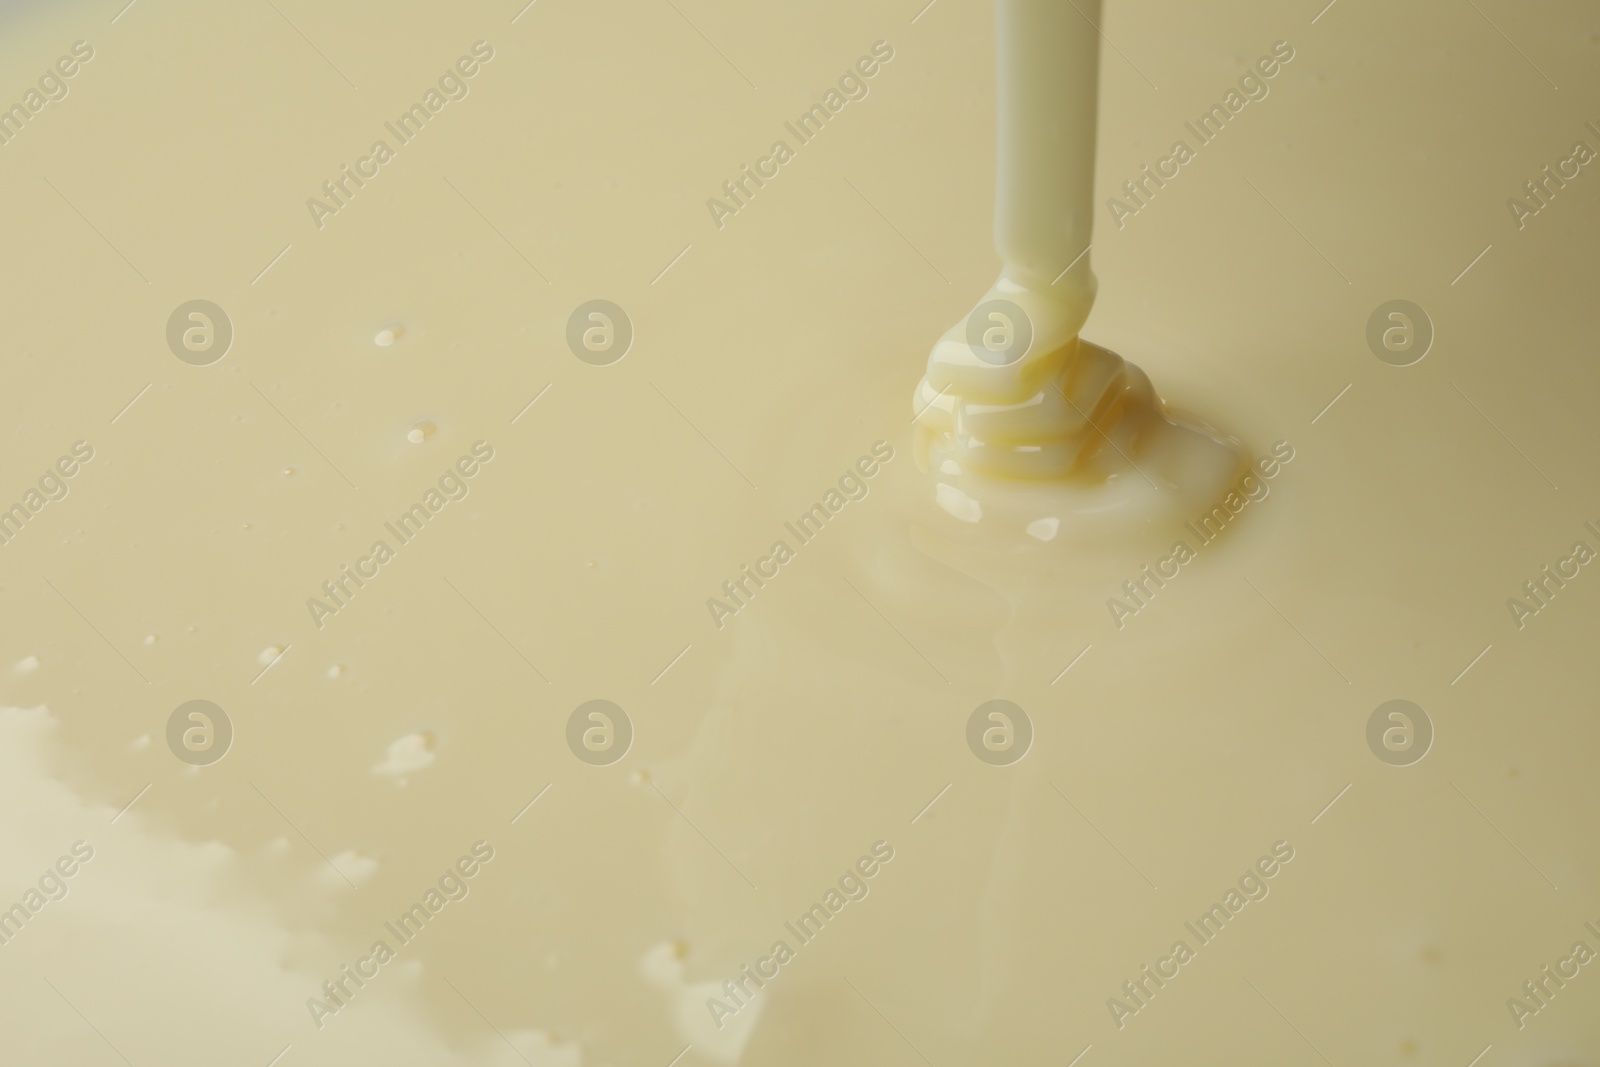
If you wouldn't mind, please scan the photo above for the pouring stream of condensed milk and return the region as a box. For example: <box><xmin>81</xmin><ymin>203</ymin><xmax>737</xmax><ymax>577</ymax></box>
<box><xmin>912</xmin><ymin>0</ymin><xmax>1243</xmax><ymax>525</ymax></box>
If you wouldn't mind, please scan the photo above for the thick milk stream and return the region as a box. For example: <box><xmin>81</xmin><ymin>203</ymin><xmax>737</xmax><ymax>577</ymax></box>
<box><xmin>0</xmin><ymin>0</ymin><xmax>1597</xmax><ymax>1065</ymax></box>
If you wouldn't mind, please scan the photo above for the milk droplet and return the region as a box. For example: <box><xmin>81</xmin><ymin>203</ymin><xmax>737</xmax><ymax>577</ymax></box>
<box><xmin>14</xmin><ymin>655</ymin><xmax>40</xmax><ymax>674</ymax></box>
<box><xmin>258</xmin><ymin>645</ymin><xmax>285</xmax><ymax>665</ymax></box>
<box><xmin>143</xmin><ymin>633</ymin><xmax>158</xmax><ymax>645</ymax></box>
<box><xmin>629</xmin><ymin>768</ymin><xmax>652</xmax><ymax>785</ymax></box>
<box><xmin>372</xmin><ymin>732</ymin><xmax>436</xmax><ymax>779</ymax></box>
<box><xmin>407</xmin><ymin>421</ymin><xmax>436</xmax><ymax>444</ymax></box>
<box><xmin>374</xmin><ymin>324</ymin><xmax>405</xmax><ymax>347</ymax></box>
<box><xmin>327</xmin><ymin>663</ymin><xmax>344</xmax><ymax>678</ymax></box>
<box><xmin>283</xmin><ymin>467</ymin><xmax>296</xmax><ymax>477</ymax></box>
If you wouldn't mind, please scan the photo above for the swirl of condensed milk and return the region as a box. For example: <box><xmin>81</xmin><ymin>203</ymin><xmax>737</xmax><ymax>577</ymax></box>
<box><xmin>912</xmin><ymin>0</ymin><xmax>1236</xmax><ymax>497</ymax></box>
<box><xmin>912</xmin><ymin>278</ymin><xmax>1172</xmax><ymax>482</ymax></box>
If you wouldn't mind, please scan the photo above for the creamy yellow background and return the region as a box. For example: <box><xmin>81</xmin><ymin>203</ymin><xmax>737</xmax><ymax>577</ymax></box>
<box><xmin>1</xmin><ymin>0</ymin><xmax>1598</xmax><ymax>1064</ymax></box>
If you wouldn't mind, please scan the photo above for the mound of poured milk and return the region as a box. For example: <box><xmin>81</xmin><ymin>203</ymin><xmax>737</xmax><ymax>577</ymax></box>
<box><xmin>910</xmin><ymin>276</ymin><xmax>1246</xmax><ymax>539</ymax></box>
